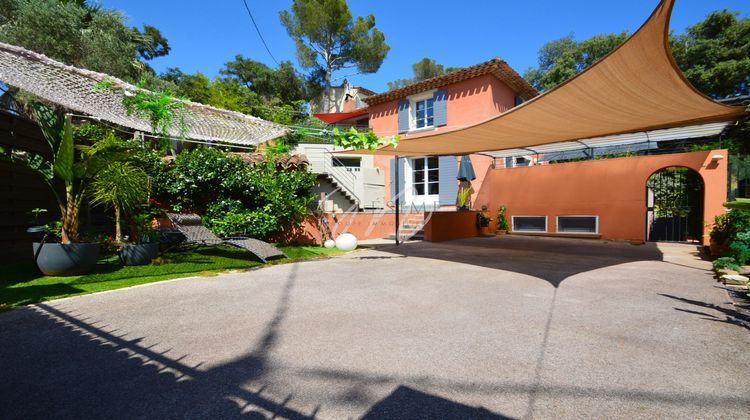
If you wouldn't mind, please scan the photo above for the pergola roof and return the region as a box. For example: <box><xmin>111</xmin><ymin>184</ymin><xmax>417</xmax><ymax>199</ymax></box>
<box><xmin>365</xmin><ymin>0</ymin><xmax>747</xmax><ymax>157</ymax></box>
<box><xmin>0</xmin><ymin>42</ymin><xmax>288</xmax><ymax>146</ymax></box>
<box><xmin>483</xmin><ymin>121</ymin><xmax>731</xmax><ymax>159</ymax></box>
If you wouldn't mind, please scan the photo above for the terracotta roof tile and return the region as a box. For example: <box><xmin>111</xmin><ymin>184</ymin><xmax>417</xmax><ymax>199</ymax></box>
<box><xmin>363</xmin><ymin>58</ymin><xmax>538</xmax><ymax>106</ymax></box>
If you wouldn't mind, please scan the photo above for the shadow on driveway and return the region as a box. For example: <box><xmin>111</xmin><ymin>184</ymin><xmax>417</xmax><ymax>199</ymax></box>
<box><xmin>372</xmin><ymin>235</ymin><xmax>665</xmax><ymax>287</ymax></box>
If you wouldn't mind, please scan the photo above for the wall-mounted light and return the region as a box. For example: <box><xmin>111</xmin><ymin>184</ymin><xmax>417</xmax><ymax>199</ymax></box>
<box><xmin>711</xmin><ymin>154</ymin><xmax>724</xmax><ymax>162</ymax></box>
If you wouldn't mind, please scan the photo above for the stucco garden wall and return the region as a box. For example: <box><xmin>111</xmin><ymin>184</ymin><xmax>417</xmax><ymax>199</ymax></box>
<box><xmin>473</xmin><ymin>150</ymin><xmax>728</xmax><ymax>244</ymax></box>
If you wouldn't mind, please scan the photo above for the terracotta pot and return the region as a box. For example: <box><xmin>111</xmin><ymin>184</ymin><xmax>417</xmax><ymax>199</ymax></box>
<box><xmin>479</xmin><ymin>226</ymin><xmax>494</xmax><ymax>237</ymax></box>
<box><xmin>496</xmin><ymin>230</ymin><xmax>508</xmax><ymax>236</ymax></box>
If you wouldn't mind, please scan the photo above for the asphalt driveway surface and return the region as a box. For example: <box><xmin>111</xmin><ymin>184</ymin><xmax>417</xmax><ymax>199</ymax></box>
<box><xmin>1</xmin><ymin>236</ymin><xmax>748</xmax><ymax>419</ymax></box>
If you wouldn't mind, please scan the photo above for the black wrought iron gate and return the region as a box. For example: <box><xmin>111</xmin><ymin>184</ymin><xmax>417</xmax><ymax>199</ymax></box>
<box><xmin>646</xmin><ymin>167</ymin><xmax>704</xmax><ymax>242</ymax></box>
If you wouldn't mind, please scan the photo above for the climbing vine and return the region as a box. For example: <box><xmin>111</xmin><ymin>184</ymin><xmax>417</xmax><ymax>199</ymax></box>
<box><xmin>94</xmin><ymin>78</ymin><xmax>190</xmax><ymax>147</ymax></box>
<box><xmin>332</xmin><ymin>127</ymin><xmax>399</xmax><ymax>151</ymax></box>
<box><xmin>122</xmin><ymin>81</ymin><xmax>190</xmax><ymax>143</ymax></box>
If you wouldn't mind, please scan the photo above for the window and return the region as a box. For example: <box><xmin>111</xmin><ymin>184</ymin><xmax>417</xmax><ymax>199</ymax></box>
<box><xmin>557</xmin><ymin>216</ymin><xmax>598</xmax><ymax>234</ymax></box>
<box><xmin>412</xmin><ymin>157</ymin><xmax>439</xmax><ymax>196</ymax></box>
<box><xmin>512</xmin><ymin>216</ymin><xmax>547</xmax><ymax>232</ymax></box>
<box><xmin>414</xmin><ymin>98</ymin><xmax>434</xmax><ymax>129</ymax></box>
<box><xmin>503</xmin><ymin>156</ymin><xmax>532</xmax><ymax>168</ymax></box>
<box><xmin>515</xmin><ymin>157</ymin><xmax>530</xmax><ymax>167</ymax></box>
<box><xmin>332</xmin><ymin>157</ymin><xmax>361</xmax><ymax>172</ymax></box>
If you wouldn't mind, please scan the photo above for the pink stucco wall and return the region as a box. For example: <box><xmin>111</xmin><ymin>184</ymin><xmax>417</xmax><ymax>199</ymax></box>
<box><xmin>369</xmin><ymin>74</ymin><xmax>517</xmax><ymax>202</ymax></box>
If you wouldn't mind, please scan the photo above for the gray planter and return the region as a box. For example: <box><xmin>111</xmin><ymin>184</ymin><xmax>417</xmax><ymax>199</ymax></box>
<box><xmin>32</xmin><ymin>242</ymin><xmax>100</xmax><ymax>276</ymax></box>
<box><xmin>120</xmin><ymin>242</ymin><xmax>159</xmax><ymax>266</ymax></box>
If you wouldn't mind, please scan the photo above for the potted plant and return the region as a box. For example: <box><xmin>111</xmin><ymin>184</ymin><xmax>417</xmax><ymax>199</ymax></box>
<box><xmin>120</xmin><ymin>210</ymin><xmax>160</xmax><ymax>266</ymax></box>
<box><xmin>496</xmin><ymin>205</ymin><xmax>510</xmax><ymax>235</ymax></box>
<box><xmin>89</xmin><ymin>158</ymin><xmax>158</xmax><ymax>266</ymax></box>
<box><xmin>9</xmin><ymin>107</ymin><xmax>103</xmax><ymax>275</ymax></box>
<box><xmin>457</xmin><ymin>187</ymin><xmax>473</xmax><ymax>211</ymax></box>
<box><xmin>476</xmin><ymin>206</ymin><xmax>493</xmax><ymax>236</ymax></box>
<box><xmin>709</xmin><ymin>213</ymin><xmax>730</xmax><ymax>257</ymax></box>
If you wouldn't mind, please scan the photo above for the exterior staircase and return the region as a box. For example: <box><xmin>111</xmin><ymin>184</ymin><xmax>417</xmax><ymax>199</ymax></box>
<box><xmin>319</xmin><ymin>173</ymin><xmax>358</xmax><ymax>210</ymax></box>
<box><xmin>387</xmin><ymin>213</ymin><xmax>426</xmax><ymax>241</ymax></box>
<box><xmin>300</xmin><ymin>145</ymin><xmax>363</xmax><ymax>211</ymax></box>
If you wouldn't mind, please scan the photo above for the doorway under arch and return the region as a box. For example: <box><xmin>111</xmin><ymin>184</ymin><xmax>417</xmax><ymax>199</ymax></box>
<box><xmin>646</xmin><ymin>167</ymin><xmax>705</xmax><ymax>243</ymax></box>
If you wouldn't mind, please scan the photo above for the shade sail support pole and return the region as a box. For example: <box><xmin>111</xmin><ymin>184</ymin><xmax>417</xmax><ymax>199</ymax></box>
<box><xmin>395</xmin><ymin>155</ymin><xmax>400</xmax><ymax>245</ymax></box>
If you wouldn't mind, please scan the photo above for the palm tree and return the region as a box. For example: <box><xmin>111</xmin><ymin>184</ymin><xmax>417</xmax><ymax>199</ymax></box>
<box><xmin>89</xmin><ymin>162</ymin><xmax>149</xmax><ymax>244</ymax></box>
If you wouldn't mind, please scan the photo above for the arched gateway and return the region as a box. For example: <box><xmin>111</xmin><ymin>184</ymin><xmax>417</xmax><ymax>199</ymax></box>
<box><xmin>646</xmin><ymin>167</ymin><xmax>705</xmax><ymax>243</ymax></box>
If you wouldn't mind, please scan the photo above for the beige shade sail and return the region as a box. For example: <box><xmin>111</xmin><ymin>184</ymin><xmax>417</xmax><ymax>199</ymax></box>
<box><xmin>359</xmin><ymin>0</ymin><xmax>747</xmax><ymax>157</ymax></box>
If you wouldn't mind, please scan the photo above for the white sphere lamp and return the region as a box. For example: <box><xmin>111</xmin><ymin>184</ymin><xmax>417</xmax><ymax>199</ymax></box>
<box><xmin>323</xmin><ymin>239</ymin><xmax>336</xmax><ymax>249</ymax></box>
<box><xmin>335</xmin><ymin>233</ymin><xmax>358</xmax><ymax>251</ymax></box>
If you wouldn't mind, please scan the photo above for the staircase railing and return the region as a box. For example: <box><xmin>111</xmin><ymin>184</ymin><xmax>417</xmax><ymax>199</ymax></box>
<box><xmin>306</xmin><ymin>147</ymin><xmax>362</xmax><ymax>208</ymax></box>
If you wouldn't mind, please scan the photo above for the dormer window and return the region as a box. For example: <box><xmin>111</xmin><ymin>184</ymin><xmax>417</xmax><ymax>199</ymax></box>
<box><xmin>414</xmin><ymin>98</ymin><xmax>434</xmax><ymax>129</ymax></box>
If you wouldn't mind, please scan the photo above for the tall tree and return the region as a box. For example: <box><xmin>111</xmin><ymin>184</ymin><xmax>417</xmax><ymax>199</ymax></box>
<box><xmin>221</xmin><ymin>55</ymin><xmax>307</xmax><ymax>103</ymax></box>
<box><xmin>387</xmin><ymin>57</ymin><xmax>462</xmax><ymax>90</ymax></box>
<box><xmin>0</xmin><ymin>0</ymin><xmax>169</xmax><ymax>81</ymax></box>
<box><xmin>523</xmin><ymin>33</ymin><xmax>628</xmax><ymax>92</ymax></box>
<box><xmin>671</xmin><ymin>10</ymin><xmax>750</xmax><ymax>99</ymax></box>
<box><xmin>134</xmin><ymin>24</ymin><xmax>171</xmax><ymax>61</ymax></box>
<box><xmin>524</xmin><ymin>9</ymin><xmax>749</xmax><ymax>98</ymax></box>
<box><xmin>279</xmin><ymin>0</ymin><xmax>389</xmax><ymax>109</ymax></box>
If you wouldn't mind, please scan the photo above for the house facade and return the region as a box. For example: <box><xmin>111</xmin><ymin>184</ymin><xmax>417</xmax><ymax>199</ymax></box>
<box><xmin>309</xmin><ymin>79</ymin><xmax>372</xmax><ymax>113</ymax></box>
<box><xmin>363</xmin><ymin>58</ymin><xmax>538</xmax><ymax>209</ymax></box>
<box><xmin>290</xmin><ymin>58</ymin><xmax>733</xmax><ymax>245</ymax></box>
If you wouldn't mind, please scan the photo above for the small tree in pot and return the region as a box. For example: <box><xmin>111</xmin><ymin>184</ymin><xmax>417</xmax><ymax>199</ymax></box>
<box><xmin>89</xmin><ymin>161</ymin><xmax>149</xmax><ymax>244</ymax></box>
<box><xmin>7</xmin><ymin>106</ymin><xmax>100</xmax><ymax>274</ymax></box>
<box><xmin>87</xmin><ymin>137</ymin><xmax>162</xmax><ymax>266</ymax></box>
<box><xmin>6</xmin><ymin>105</ymin><xmax>153</xmax><ymax>274</ymax></box>
<box><xmin>496</xmin><ymin>205</ymin><xmax>510</xmax><ymax>235</ymax></box>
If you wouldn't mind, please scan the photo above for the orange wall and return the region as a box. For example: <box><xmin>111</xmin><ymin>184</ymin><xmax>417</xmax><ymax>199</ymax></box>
<box><xmin>423</xmin><ymin>210</ymin><xmax>480</xmax><ymax>242</ymax></box>
<box><xmin>474</xmin><ymin>150</ymin><xmax>728</xmax><ymax>244</ymax></box>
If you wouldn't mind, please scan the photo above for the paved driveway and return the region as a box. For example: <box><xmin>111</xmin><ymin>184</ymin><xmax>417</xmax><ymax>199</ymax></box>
<box><xmin>1</xmin><ymin>236</ymin><xmax>748</xmax><ymax>419</ymax></box>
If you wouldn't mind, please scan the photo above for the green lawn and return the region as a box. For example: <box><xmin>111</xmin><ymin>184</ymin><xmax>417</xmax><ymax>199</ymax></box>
<box><xmin>0</xmin><ymin>245</ymin><xmax>347</xmax><ymax>309</ymax></box>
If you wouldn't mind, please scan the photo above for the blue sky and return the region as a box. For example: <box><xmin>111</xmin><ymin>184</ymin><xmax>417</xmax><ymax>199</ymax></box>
<box><xmin>102</xmin><ymin>0</ymin><xmax>748</xmax><ymax>93</ymax></box>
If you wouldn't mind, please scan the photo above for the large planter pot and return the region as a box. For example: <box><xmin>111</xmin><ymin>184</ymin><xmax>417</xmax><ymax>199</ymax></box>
<box><xmin>32</xmin><ymin>242</ymin><xmax>100</xmax><ymax>276</ymax></box>
<box><xmin>120</xmin><ymin>242</ymin><xmax>159</xmax><ymax>266</ymax></box>
<box><xmin>479</xmin><ymin>226</ymin><xmax>494</xmax><ymax>237</ymax></box>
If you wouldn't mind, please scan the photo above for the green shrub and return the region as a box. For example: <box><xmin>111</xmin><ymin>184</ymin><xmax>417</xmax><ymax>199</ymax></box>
<box><xmin>164</xmin><ymin>148</ymin><xmax>251</xmax><ymax>211</ymax></box>
<box><xmin>710</xmin><ymin>209</ymin><xmax>750</xmax><ymax>263</ymax></box>
<box><xmin>154</xmin><ymin>148</ymin><xmax>318</xmax><ymax>239</ymax></box>
<box><xmin>730</xmin><ymin>231</ymin><xmax>750</xmax><ymax>265</ymax></box>
<box><xmin>204</xmin><ymin>200</ymin><xmax>278</xmax><ymax>238</ymax></box>
<box><xmin>713</xmin><ymin>257</ymin><xmax>740</xmax><ymax>271</ymax></box>
<box><xmin>709</xmin><ymin>213</ymin><xmax>730</xmax><ymax>244</ymax></box>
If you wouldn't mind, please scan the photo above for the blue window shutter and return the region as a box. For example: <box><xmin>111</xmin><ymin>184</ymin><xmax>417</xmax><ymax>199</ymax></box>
<box><xmin>397</xmin><ymin>100</ymin><xmax>410</xmax><ymax>133</ymax></box>
<box><xmin>438</xmin><ymin>156</ymin><xmax>458</xmax><ymax>205</ymax></box>
<box><xmin>390</xmin><ymin>157</ymin><xmax>405</xmax><ymax>201</ymax></box>
<box><xmin>433</xmin><ymin>90</ymin><xmax>448</xmax><ymax>126</ymax></box>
